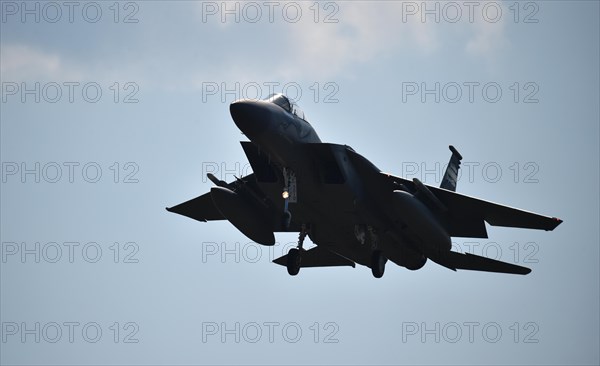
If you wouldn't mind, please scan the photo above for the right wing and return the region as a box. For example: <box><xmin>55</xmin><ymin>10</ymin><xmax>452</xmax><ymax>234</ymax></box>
<box><xmin>345</xmin><ymin>147</ymin><xmax>562</xmax><ymax>238</ymax></box>
<box><xmin>386</xmin><ymin>174</ymin><xmax>563</xmax><ymax>237</ymax></box>
<box><xmin>424</xmin><ymin>184</ymin><xmax>563</xmax><ymax>235</ymax></box>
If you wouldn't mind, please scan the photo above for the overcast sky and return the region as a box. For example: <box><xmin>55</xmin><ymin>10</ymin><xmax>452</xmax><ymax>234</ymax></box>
<box><xmin>1</xmin><ymin>1</ymin><xmax>599</xmax><ymax>365</ymax></box>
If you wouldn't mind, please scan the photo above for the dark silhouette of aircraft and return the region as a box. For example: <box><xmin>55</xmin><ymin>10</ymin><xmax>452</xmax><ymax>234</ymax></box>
<box><xmin>167</xmin><ymin>94</ymin><xmax>562</xmax><ymax>277</ymax></box>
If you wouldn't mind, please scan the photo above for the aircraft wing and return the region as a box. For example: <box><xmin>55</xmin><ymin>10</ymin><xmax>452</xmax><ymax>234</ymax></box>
<box><xmin>429</xmin><ymin>183</ymin><xmax>562</xmax><ymax>230</ymax></box>
<box><xmin>166</xmin><ymin>174</ymin><xmax>259</xmax><ymax>222</ymax></box>
<box><xmin>344</xmin><ymin>148</ymin><xmax>562</xmax><ymax>239</ymax></box>
<box><xmin>273</xmin><ymin>246</ymin><xmax>356</xmax><ymax>268</ymax></box>
<box><xmin>166</xmin><ymin>191</ymin><xmax>224</xmax><ymax>222</ymax></box>
<box><xmin>383</xmin><ymin>173</ymin><xmax>562</xmax><ymax>237</ymax></box>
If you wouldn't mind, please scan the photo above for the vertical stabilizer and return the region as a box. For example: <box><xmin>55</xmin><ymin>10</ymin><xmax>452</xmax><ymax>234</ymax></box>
<box><xmin>440</xmin><ymin>145</ymin><xmax>462</xmax><ymax>192</ymax></box>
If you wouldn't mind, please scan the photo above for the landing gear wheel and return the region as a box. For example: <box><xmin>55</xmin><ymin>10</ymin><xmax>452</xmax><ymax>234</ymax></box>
<box><xmin>287</xmin><ymin>248</ymin><xmax>301</xmax><ymax>276</ymax></box>
<box><xmin>371</xmin><ymin>250</ymin><xmax>387</xmax><ymax>278</ymax></box>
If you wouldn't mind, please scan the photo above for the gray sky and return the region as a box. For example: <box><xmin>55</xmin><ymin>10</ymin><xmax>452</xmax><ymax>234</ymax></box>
<box><xmin>1</xmin><ymin>1</ymin><xmax>599</xmax><ymax>364</ymax></box>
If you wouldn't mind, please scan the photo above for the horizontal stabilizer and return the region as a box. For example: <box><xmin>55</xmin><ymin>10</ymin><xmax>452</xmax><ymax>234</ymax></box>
<box><xmin>429</xmin><ymin>251</ymin><xmax>531</xmax><ymax>275</ymax></box>
<box><xmin>273</xmin><ymin>246</ymin><xmax>355</xmax><ymax>268</ymax></box>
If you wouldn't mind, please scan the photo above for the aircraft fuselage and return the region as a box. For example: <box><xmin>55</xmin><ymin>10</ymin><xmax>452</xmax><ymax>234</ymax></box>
<box><xmin>229</xmin><ymin>96</ymin><xmax>434</xmax><ymax>269</ymax></box>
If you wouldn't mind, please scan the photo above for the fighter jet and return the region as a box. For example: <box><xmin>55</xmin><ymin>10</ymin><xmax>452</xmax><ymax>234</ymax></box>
<box><xmin>167</xmin><ymin>94</ymin><xmax>562</xmax><ymax>277</ymax></box>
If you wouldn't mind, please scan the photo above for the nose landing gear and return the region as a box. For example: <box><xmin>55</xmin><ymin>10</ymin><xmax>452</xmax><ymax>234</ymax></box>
<box><xmin>371</xmin><ymin>250</ymin><xmax>387</xmax><ymax>278</ymax></box>
<box><xmin>281</xmin><ymin>167</ymin><xmax>297</xmax><ymax>230</ymax></box>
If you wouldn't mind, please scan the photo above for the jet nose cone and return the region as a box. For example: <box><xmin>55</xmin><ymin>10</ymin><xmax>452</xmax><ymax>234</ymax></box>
<box><xmin>230</xmin><ymin>99</ymin><xmax>272</xmax><ymax>137</ymax></box>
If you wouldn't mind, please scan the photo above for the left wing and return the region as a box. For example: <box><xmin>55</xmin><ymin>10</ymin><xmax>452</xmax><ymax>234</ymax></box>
<box><xmin>166</xmin><ymin>191</ymin><xmax>224</xmax><ymax>222</ymax></box>
<box><xmin>166</xmin><ymin>174</ymin><xmax>259</xmax><ymax>222</ymax></box>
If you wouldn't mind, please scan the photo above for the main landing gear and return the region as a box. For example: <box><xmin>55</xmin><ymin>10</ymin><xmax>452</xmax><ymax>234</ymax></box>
<box><xmin>287</xmin><ymin>224</ymin><xmax>307</xmax><ymax>276</ymax></box>
<box><xmin>281</xmin><ymin>167</ymin><xmax>296</xmax><ymax>230</ymax></box>
<box><xmin>355</xmin><ymin>224</ymin><xmax>388</xmax><ymax>278</ymax></box>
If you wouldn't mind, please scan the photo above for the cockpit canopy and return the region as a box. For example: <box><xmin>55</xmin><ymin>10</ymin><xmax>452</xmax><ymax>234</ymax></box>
<box><xmin>264</xmin><ymin>93</ymin><xmax>307</xmax><ymax>122</ymax></box>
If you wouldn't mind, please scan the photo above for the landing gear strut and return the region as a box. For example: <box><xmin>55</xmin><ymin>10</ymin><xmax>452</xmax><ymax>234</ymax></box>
<box><xmin>287</xmin><ymin>248</ymin><xmax>301</xmax><ymax>276</ymax></box>
<box><xmin>281</xmin><ymin>167</ymin><xmax>297</xmax><ymax>230</ymax></box>
<box><xmin>371</xmin><ymin>250</ymin><xmax>387</xmax><ymax>278</ymax></box>
<box><xmin>287</xmin><ymin>224</ymin><xmax>307</xmax><ymax>276</ymax></box>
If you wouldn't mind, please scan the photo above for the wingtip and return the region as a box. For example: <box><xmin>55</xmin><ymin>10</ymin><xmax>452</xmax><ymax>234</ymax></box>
<box><xmin>547</xmin><ymin>217</ymin><xmax>563</xmax><ymax>230</ymax></box>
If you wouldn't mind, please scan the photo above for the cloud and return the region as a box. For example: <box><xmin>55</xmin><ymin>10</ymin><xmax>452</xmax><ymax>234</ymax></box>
<box><xmin>273</xmin><ymin>2</ymin><xmax>441</xmax><ymax>80</ymax></box>
<box><xmin>0</xmin><ymin>41</ymin><xmax>157</xmax><ymax>86</ymax></box>
<box><xmin>465</xmin><ymin>6</ymin><xmax>510</xmax><ymax>71</ymax></box>
<box><xmin>467</xmin><ymin>22</ymin><xmax>508</xmax><ymax>52</ymax></box>
<box><xmin>1</xmin><ymin>2</ymin><xmax>511</xmax><ymax>92</ymax></box>
<box><xmin>183</xmin><ymin>2</ymin><xmax>445</xmax><ymax>82</ymax></box>
<box><xmin>0</xmin><ymin>44</ymin><xmax>82</xmax><ymax>81</ymax></box>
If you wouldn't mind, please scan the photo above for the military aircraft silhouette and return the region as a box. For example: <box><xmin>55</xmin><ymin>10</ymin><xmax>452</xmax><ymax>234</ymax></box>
<box><xmin>167</xmin><ymin>94</ymin><xmax>562</xmax><ymax>277</ymax></box>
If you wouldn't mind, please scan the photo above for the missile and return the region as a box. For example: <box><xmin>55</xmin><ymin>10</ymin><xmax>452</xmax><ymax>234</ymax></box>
<box><xmin>412</xmin><ymin>177</ymin><xmax>447</xmax><ymax>212</ymax></box>
<box><xmin>207</xmin><ymin>173</ymin><xmax>227</xmax><ymax>187</ymax></box>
